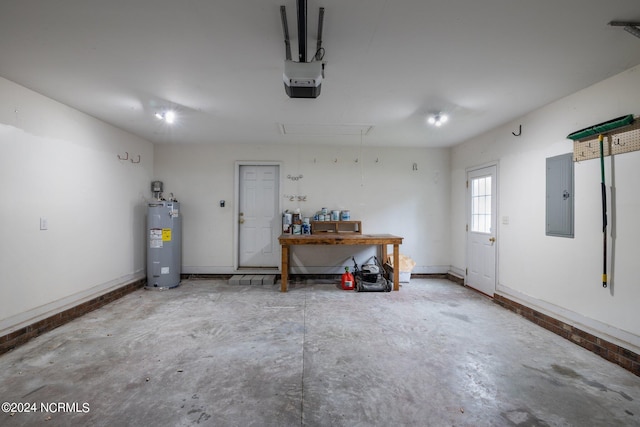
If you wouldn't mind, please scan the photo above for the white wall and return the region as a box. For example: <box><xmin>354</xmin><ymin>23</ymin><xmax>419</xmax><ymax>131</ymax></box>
<box><xmin>0</xmin><ymin>77</ymin><xmax>154</xmax><ymax>335</ymax></box>
<box><xmin>451</xmin><ymin>65</ymin><xmax>640</xmax><ymax>351</ymax></box>
<box><xmin>154</xmin><ymin>143</ymin><xmax>451</xmax><ymax>275</ymax></box>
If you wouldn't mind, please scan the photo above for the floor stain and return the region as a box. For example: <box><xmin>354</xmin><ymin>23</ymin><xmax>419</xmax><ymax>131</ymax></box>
<box><xmin>21</xmin><ymin>384</ymin><xmax>46</xmax><ymax>398</ymax></box>
<box><xmin>551</xmin><ymin>364</ymin><xmax>633</xmax><ymax>401</ymax></box>
<box><xmin>502</xmin><ymin>408</ymin><xmax>551</xmax><ymax>426</ymax></box>
<box><xmin>551</xmin><ymin>364</ymin><xmax>580</xmax><ymax>378</ymax></box>
<box><xmin>440</xmin><ymin>311</ymin><xmax>470</xmax><ymax>323</ymax></box>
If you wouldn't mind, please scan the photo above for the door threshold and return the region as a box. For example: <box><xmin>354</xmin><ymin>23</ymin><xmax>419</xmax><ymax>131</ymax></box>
<box><xmin>465</xmin><ymin>284</ymin><xmax>494</xmax><ymax>299</ymax></box>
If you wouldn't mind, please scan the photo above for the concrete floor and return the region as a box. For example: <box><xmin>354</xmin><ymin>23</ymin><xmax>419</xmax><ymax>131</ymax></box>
<box><xmin>1</xmin><ymin>278</ymin><xmax>639</xmax><ymax>427</ymax></box>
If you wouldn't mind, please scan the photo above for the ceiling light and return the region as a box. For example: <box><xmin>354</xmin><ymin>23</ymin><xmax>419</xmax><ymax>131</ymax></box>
<box><xmin>427</xmin><ymin>113</ymin><xmax>448</xmax><ymax>127</ymax></box>
<box><xmin>155</xmin><ymin>110</ymin><xmax>176</xmax><ymax>124</ymax></box>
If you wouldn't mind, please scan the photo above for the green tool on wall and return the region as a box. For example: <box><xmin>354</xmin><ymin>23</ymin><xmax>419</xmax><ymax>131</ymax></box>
<box><xmin>598</xmin><ymin>134</ymin><xmax>607</xmax><ymax>288</ymax></box>
<box><xmin>567</xmin><ymin>114</ymin><xmax>635</xmax><ymax>288</ymax></box>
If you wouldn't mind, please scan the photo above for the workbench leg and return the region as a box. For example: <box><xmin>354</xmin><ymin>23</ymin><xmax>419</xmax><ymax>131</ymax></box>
<box><xmin>393</xmin><ymin>244</ymin><xmax>400</xmax><ymax>291</ymax></box>
<box><xmin>280</xmin><ymin>245</ymin><xmax>289</xmax><ymax>292</ymax></box>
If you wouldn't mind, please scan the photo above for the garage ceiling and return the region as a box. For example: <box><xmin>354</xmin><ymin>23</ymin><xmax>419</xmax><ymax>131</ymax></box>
<box><xmin>0</xmin><ymin>0</ymin><xmax>639</xmax><ymax>147</ymax></box>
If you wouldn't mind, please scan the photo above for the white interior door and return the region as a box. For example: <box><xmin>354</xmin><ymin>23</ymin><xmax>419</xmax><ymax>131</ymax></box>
<box><xmin>238</xmin><ymin>165</ymin><xmax>279</xmax><ymax>268</ymax></box>
<box><xmin>466</xmin><ymin>165</ymin><xmax>497</xmax><ymax>296</ymax></box>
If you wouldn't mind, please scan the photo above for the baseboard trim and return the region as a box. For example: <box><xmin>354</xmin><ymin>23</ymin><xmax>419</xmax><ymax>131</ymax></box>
<box><xmin>182</xmin><ymin>273</ymin><xmax>454</xmax><ymax>283</ymax></box>
<box><xmin>0</xmin><ymin>278</ymin><xmax>145</xmax><ymax>356</ymax></box>
<box><xmin>494</xmin><ymin>293</ymin><xmax>640</xmax><ymax>377</ymax></box>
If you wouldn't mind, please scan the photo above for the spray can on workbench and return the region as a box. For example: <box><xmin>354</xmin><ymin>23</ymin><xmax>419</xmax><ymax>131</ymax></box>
<box><xmin>341</xmin><ymin>266</ymin><xmax>355</xmax><ymax>290</ymax></box>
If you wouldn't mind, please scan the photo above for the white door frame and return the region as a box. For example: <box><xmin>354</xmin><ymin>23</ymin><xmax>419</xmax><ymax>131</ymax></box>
<box><xmin>234</xmin><ymin>161</ymin><xmax>282</xmax><ymax>272</ymax></box>
<box><xmin>465</xmin><ymin>161</ymin><xmax>499</xmax><ymax>296</ymax></box>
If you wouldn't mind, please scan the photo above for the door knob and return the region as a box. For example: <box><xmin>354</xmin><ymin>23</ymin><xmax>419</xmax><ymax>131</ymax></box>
<box><xmin>239</xmin><ymin>212</ymin><xmax>244</xmax><ymax>224</ymax></box>
<box><xmin>489</xmin><ymin>237</ymin><xmax>496</xmax><ymax>245</ymax></box>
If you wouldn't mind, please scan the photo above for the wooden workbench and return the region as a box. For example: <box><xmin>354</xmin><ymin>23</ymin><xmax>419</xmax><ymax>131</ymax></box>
<box><xmin>278</xmin><ymin>233</ymin><xmax>404</xmax><ymax>292</ymax></box>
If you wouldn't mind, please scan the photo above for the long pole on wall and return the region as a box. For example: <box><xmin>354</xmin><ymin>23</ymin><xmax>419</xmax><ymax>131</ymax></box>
<box><xmin>599</xmin><ymin>134</ymin><xmax>608</xmax><ymax>288</ymax></box>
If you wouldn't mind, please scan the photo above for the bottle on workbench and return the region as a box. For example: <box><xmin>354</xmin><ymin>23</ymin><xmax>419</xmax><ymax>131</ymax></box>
<box><xmin>341</xmin><ymin>267</ymin><xmax>355</xmax><ymax>290</ymax></box>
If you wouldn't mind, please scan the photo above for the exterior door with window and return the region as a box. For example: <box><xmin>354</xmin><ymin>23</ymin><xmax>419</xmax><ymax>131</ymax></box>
<box><xmin>466</xmin><ymin>165</ymin><xmax>497</xmax><ymax>296</ymax></box>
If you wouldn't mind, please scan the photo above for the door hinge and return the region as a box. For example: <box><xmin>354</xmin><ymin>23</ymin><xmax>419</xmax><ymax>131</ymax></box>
<box><xmin>465</xmin><ymin>268</ymin><xmax>468</xmax><ymax>276</ymax></box>
<box><xmin>466</xmin><ymin>224</ymin><xmax>468</xmax><ymax>232</ymax></box>
<box><xmin>466</xmin><ymin>180</ymin><xmax>469</xmax><ymax>188</ymax></box>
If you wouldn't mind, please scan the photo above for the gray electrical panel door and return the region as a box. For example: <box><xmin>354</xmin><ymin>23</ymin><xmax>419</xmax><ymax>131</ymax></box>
<box><xmin>546</xmin><ymin>153</ymin><xmax>574</xmax><ymax>238</ymax></box>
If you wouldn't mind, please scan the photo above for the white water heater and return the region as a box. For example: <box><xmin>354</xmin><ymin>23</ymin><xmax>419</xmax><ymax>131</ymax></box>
<box><xmin>146</xmin><ymin>200</ymin><xmax>182</xmax><ymax>289</ymax></box>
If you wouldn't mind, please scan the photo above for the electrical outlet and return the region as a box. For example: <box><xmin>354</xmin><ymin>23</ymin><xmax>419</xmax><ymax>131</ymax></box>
<box><xmin>40</xmin><ymin>217</ymin><xmax>48</xmax><ymax>230</ymax></box>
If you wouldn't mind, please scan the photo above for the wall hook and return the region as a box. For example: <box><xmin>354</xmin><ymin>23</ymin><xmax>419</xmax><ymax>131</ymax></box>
<box><xmin>613</xmin><ymin>138</ymin><xmax>626</xmax><ymax>146</ymax></box>
<box><xmin>117</xmin><ymin>152</ymin><xmax>129</xmax><ymax>160</ymax></box>
<box><xmin>512</xmin><ymin>125</ymin><xmax>522</xmax><ymax>136</ymax></box>
<box><xmin>131</xmin><ymin>155</ymin><xmax>141</xmax><ymax>164</ymax></box>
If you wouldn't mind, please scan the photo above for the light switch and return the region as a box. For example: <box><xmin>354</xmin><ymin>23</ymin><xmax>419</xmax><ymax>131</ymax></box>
<box><xmin>40</xmin><ymin>217</ymin><xmax>48</xmax><ymax>230</ymax></box>
<box><xmin>502</xmin><ymin>216</ymin><xmax>509</xmax><ymax>225</ymax></box>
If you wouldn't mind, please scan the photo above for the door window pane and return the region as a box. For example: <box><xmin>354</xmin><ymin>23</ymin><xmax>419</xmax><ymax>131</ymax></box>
<box><xmin>471</xmin><ymin>176</ymin><xmax>492</xmax><ymax>233</ymax></box>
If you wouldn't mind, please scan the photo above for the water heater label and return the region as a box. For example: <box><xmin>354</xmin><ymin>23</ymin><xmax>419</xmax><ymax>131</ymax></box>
<box><xmin>162</xmin><ymin>228</ymin><xmax>172</xmax><ymax>241</ymax></box>
<box><xmin>150</xmin><ymin>229</ymin><xmax>163</xmax><ymax>248</ymax></box>
<box><xmin>161</xmin><ymin>267</ymin><xmax>170</xmax><ymax>274</ymax></box>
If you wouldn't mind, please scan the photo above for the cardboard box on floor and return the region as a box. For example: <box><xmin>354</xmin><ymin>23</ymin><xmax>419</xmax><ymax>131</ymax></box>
<box><xmin>385</xmin><ymin>253</ymin><xmax>416</xmax><ymax>283</ymax></box>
